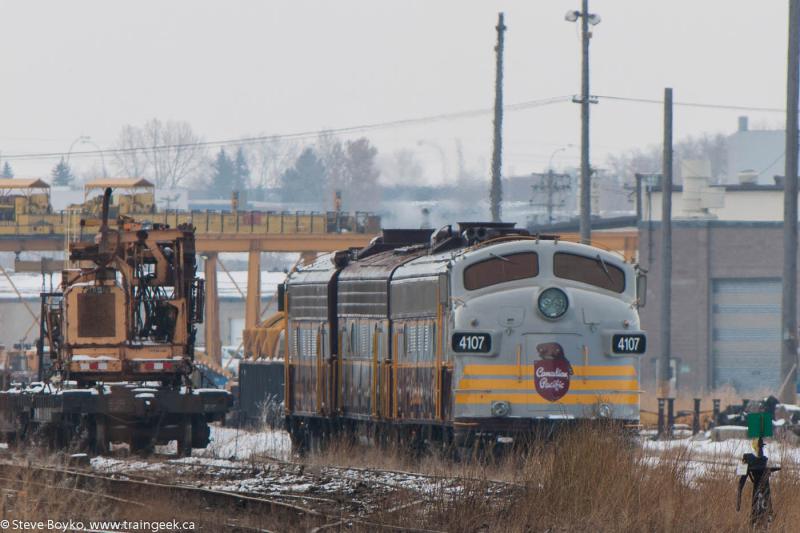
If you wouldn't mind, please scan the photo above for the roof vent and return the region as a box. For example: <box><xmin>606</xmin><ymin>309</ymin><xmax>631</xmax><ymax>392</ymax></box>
<box><xmin>738</xmin><ymin>169</ymin><xmax>758</xmax><ymax>185</ymax></box>
<box><xmin>679</xmin><ymin>159</ymin><xmax>723</xmax><ymax>219</ymax></box>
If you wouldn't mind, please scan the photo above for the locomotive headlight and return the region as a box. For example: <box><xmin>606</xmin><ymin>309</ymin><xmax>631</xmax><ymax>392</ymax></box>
<box><xmin>538</xmin><ymin>288</ymin><xmax>569</xmax><ymax>319</ymax></box>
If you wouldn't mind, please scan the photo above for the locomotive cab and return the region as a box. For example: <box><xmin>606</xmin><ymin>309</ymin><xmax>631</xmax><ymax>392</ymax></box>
<box><xmin>449</xmin><ymin>239</ymin><xmax>645</xmax><ymax>438</ymax></box>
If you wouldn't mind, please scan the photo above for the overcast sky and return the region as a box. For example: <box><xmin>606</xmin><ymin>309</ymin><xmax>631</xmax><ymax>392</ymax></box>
<box><xmin>0</xmin><ymin>0</ymin><xmax>791</xmax><ymax>184</ymax></box>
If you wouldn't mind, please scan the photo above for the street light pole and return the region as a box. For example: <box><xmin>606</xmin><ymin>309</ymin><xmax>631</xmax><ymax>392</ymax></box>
<box><xmin>81</xmin><ymin>137</ymin><xmax>108</xmax><ymax>178</ymax></box>
<box><xmin>66</xmin><ymin>135</ymin><xmax>89</xmax><ymax>165</ymax></box>
<box><xmin>416</xmin><ymin>140</ymin><xmax>448</xmax><ymax>183</ymax></box>
<box><xmin>565</xmin><ymin>1</ymin><xmax>600</xmax><ymax>244</ymax></box>
<box><xmin>548</xmin><ymin>148</ymin><xmax>565</xmax><ymax>171</ymax></box>
<box><xmin>66</xmin><ymin>135</ymin><xmax>107</xmax><ymax>177</ymax></box>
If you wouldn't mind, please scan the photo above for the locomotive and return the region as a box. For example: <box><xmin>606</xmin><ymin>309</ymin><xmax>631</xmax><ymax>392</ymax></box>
<box><xmin>275</xmin><ymin>222</ymin><xmax>646</xmax><ymax>450</ymax></box>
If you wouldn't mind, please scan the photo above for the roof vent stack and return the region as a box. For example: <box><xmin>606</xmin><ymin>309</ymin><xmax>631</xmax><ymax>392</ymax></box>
<box><xmin>679</xmin><ymin>159</ymin><xmax>723</xmax><ymax>219</ymax></box>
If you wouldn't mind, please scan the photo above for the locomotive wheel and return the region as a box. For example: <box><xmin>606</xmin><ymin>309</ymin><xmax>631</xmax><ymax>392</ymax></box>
<box><xmin>131</xmin><ymin>435</ymin><xmax>155</xmax><ymax>456</ymax></box>
<box><xmin>306</xmin><ymin>421</ymin><xmax>321</xmax><ymax>455</ymax></box>
<box><xmin>92</xmin><ymin>415</ymin><xmax>110</xmax><ymax>455</ymax></box>
<box><xmin>177</xmin><ymin>418</ymin><xmax>193</xmax><ymax>457</ymax></box>
<box><xmin>287</xmin><ymin>417</ymin><xmax>307</xmax><ymax>455</ymax></box>
<box><xmin>191</xmin><ymin>415</ymin><xmax>211</xmax><ymax>449</ymax></box>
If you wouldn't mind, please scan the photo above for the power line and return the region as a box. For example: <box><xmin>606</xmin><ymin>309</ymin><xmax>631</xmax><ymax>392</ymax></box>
<box><xmin>0</xmin><ymin>93</ymin><xmax>790</xmax><ymax>164</ymax></box>
<box><xmin>596</xmin><ymin>94</ymin><xmax>785</xmax><ymax>113</ymax></box>
<box><xmin>1</xmin><ymin>95</ymin><xmax>572</xmax><ymax>163</ymax></box>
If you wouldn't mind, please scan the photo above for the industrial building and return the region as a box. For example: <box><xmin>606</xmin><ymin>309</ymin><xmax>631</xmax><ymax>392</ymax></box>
<box><xmin>639</xmin><ymin>166</ymin><xmax>796</xmax><ymax>393</ymax></box>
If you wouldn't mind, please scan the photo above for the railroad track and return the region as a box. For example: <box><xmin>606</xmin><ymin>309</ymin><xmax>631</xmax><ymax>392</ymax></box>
<box><xmin>0</xmin><ymin>459</ymin><xmax>325</xmax><ymax>532</ymax></box>
<box><xmin>0</xmin><ymin>457</ymin><xmax>459</xmax><ymax>532</ymax></box>
<box><xmin>245</xmin><ymin>451</ymin><xmax>528</xmax><ymax>491</ymax></box>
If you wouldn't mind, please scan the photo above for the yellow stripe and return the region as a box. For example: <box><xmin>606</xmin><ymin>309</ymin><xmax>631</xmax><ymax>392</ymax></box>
<box><xmin>463</xmin><ymin>364</ymin><xmax>636</xmax><ymax>377</ymax></box>
<box><xmin>458</xmin><ymin>378</ymin><xmax>638</xmax><ymax>391</ymax></box>
<box><xmin>454</xmin><ymin>392</ymin><xmax>639</xmax><ymax>405</ymax></box>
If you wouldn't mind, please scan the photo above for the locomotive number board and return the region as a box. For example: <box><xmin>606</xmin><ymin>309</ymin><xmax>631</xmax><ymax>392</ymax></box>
<box><xmin>612</xmin><ymin>334</ymin><xmax>646</xmax><ymax>354</ymax></box>
<box><xmin>452</xmin><ymin>332</ymin><xmax>492</xmax><ymax>353</ymax></box>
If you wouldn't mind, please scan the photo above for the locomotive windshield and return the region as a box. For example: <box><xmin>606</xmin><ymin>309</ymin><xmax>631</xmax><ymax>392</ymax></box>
<box><xmin>553</xmin><ymin>252</ymin><xmax>625</xmax><ymax>293</ymax></box>
<box><xmin>463</xmin><ymin>251</ymin><xmax>539</xmax><ymax>290</ymax></box>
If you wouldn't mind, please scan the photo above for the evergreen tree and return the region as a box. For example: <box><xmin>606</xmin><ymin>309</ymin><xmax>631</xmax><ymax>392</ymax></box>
<box><xmin>280</xmin><ymin>148</ymin><xmax>326</xmax><ymax>203</ymax></box>
<box><xmin>232</xmin><ymin>147</ymin><xmax>250</xmax><ymax>193</ymax></box>
<box><xmin>344</xmin><ymin>138</ymin><xmax>380</xmax><ymax>209</ymax></box>
<box><xmin>209</xmin><ymin>148</ymin><xmax>236</xmax><ymax>198</ymax></box>
<box><xmin>51</xmin><ymin>158</ymin><xmax>75</xmax><ymax>186</ymax></box>
<box><xmin>1</xmin><ymin>162</ymin><xmax>13</xmax><ymax>178</ymax></box>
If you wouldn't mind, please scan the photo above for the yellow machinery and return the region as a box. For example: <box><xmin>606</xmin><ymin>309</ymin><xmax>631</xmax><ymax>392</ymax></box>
<box><xmin>83</xmin><ymin>178</ymin><xmax>156</xmax><ymax>216</ymax></box>
<box><xmin>0</xmin><ymin>177</ymin><xmax>381</xmax><ymax>241</ymax></box>
<box><xmin>0</xmin><ymin>179</ymin><xmax>53</xmax><ymax>235</ymax></box>
<box><xmin>55</xmin><ymin>188</ymin><xmax>202</xmax><ymax>384</ymax></box>
<box><xmin>0</xmin><ymin>188</ymin><xmax>231</xmax><ymax>455</ymax></box>
<box><xmin>0</xmin><ymin>344</ymin><xmax>38</xmax><ymax>388</ymax></box>
<box><xmin>243</xmin><ymin>311</ymin><xmax>286</xmax><ymax>361</ymax></box>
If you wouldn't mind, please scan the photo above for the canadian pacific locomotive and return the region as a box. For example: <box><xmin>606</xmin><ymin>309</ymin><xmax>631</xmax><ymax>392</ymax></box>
<box><xmin>280</xmin><ymin>222</ymin><xmax>646</xmax><ymax>449</ymax></box>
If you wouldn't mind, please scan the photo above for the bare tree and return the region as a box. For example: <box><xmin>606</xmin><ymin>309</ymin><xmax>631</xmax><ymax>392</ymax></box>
<box><xmin>606</xmin><ymin>133</ymin><xmax>728</xmax><ymax>184</ymax></box>
<box><xmin>113</xmin><ymin>124</ymin><xmax>150</xmax><ymax>179</ymax></box>
<box><xmin>247</xmin><ymin>137</ymin><xmax>300</xmax><ymax>191</ymax></box>
<box><xmin>377</xmin><ymin>149</ymin><xmax>424</xmax><ymax>185</ymax></box>
<box><xmin>113</xmin><ymin>119</ymin><xmax>206</xmax><ymax>188</ymax></box>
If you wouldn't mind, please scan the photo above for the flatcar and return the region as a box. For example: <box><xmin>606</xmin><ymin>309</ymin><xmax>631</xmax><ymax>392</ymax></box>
<box><xmin>279</xmin><ymin>222</ymin><xmax>646</xmax><ymax>450</ymax></box>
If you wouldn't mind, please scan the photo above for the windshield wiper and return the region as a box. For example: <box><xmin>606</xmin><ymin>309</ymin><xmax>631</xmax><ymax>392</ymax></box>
<box><xmin>595</xmin><ymin>253</ymin><xmax>613</xmax><ymax>282</ymax></box>
<box><xmin>490</xmin><ymin>252</ymin><xmax>513</xmax><ymax>263</ymax></box>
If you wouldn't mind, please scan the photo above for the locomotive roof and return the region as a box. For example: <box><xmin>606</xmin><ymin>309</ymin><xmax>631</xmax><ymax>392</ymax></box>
<box><xmin>338</xmin><ymin>246</ymin><xmax>429</xmax><ymax>281</ymax></box>
<box><xmin>288</xmin><ymin>228</ymin><xmax>629</xmax><ymax>286</ymax></box>
<box><xmin>289</xmin><ymin>252</ymin><xmax>340</xmax><ymax>285</ymax></box>
<box><xmin>393</xmin><ymin>236</ymin><xmax>629</xmax><ymax>279</ymax></box>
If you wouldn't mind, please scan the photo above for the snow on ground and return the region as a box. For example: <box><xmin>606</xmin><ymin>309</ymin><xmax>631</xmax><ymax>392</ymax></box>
<box><xmin>642</xmin><ymin>433</ymin><xmax>800</xmax><ymax>467</ymax></box>
<box><xmin>197</xmin><ymin>425</ymin><xmax>291</xmax><ymax>461</ymax></box>
<box><xmin>90</xmin><ymin>426</ymin><xmax>290</xmax><ymax>474</ymax></box>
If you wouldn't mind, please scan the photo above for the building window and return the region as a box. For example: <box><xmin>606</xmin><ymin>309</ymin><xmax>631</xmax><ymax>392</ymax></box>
<box><xmin>463</xmin><ymin>252</ymin><xmax>539</xmax><ymax>291</ymax></box>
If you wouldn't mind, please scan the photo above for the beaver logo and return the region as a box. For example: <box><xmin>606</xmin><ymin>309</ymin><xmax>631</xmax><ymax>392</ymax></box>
<box><xmin>534</xmin><ymin>342</ymin><xmax>573</xmax><ymax>402</ymax></box>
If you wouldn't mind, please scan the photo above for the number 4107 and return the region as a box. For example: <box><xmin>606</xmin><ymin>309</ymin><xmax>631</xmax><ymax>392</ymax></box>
<box><xmin>459</xmin><ymin>335</ymin><xmax>486</xmax><ymax>351</ymax></box>
<box><xmin>617</xmin><ymin>336</ymin><xmax>640</xmax><ymax>352</ymax></box>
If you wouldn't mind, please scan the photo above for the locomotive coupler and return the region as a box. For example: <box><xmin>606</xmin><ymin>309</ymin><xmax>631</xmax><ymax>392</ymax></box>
<box><xmin>736</xmin><ymin>437</ymin><xmax>780</xmax><ymax>527</ymax></box>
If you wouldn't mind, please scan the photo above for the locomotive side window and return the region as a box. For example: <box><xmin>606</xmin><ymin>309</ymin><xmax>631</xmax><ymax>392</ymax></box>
<box><xmin>553</xmin><ymin>252</ymin><xmax>625</xmax><ymax>293</ymax></box>
<box><xmin>463</xmin><ymin>252</ymin><xmax>539</xmax><ymax>290</ymax></box>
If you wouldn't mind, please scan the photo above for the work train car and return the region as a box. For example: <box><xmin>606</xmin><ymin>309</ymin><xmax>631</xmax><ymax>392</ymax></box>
<box><xmin>283</xmin><ymin>223</ymin><xmax>646</xmax><ymax>449</ymax></box>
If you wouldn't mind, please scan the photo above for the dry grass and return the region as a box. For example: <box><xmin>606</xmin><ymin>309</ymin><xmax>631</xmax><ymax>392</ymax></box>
<box><xmin>302</xmin><ymin>424</ymin><xmax>800</xmax><ymax>532</ymax></box>
<box><xmin>8</xmin><ymin>418</ymin><xmax>800</xmax><ymax>532</ymax></box>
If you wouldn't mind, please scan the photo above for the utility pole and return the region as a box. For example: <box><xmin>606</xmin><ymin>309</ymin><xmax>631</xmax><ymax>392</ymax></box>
<box><xmin>565</xmin><ymin>2</ymin><xmax>600</xmax><ymax>244</ymax></box>
<box><xmin>490</xmin><ymin>12</ymin><xmax>506</xmax><ymax>222</ymax></box>
<box><xmin>781</xmin><ymin>0</ymin><xmax>799</xmax><ymax>405</ymax></box>
<box><xmin>531</xmin><ymin>171</ymin><xmax>571</xmax><ymax>225</ymax></box>
<box><xmin>659</xmin><ymin>87</ymin><xmax>673</xmax><ymax>399</ymax></box>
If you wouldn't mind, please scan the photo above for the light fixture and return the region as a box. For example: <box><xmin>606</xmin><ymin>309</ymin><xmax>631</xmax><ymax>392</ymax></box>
<box><xmin>587</xmin><ymin>14</ymin><xmax>602</xmax><ymax>26</ymax></box>
<box><xmin>564</xmin><ymin>10</ymin><xmax>579</xmax><ymax>22</ymax></box>
<box><xmin>538</xmin><ymin>288</ymin><xmax>569</xmax><ymax>319</ymax></box>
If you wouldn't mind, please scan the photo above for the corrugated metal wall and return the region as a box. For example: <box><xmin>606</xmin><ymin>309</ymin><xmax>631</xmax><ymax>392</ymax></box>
<box><xmin>712</xmin><ymin>278</ymin><xmax>781</xmax><ymax>391</ymax></box>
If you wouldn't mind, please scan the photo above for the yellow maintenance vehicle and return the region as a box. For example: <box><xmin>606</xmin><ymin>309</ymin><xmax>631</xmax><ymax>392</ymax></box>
<box><xmin>0</xmin><ymin>188</ymin><xmax>230</xmax><ymax>454</ymax></box>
